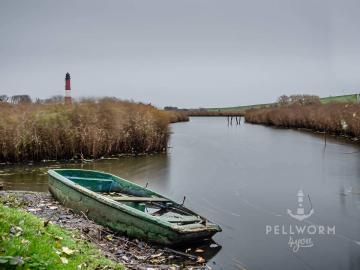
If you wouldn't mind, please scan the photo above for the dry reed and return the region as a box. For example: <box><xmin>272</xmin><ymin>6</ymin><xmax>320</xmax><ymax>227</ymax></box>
<box><xmin>245</xmin><ymin>103</ymin><xmax>360</xmax><ymax>138</ymax></box>
<box><xmin>0</xmin><ymin>99</ymin><xmax>182</xmax><ymax>163</ymax></box>
<box><xmin>165</xmin><ymin>111</ymin><xmax>189</xmax><ymax>123</ymax></box>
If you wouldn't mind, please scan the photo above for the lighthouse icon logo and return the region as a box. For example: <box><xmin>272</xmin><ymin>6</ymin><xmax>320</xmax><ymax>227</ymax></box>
<box><xmin>287</xmin><ymin>190</ymin><xmax>314</xmax><ymax>221</ymax></box>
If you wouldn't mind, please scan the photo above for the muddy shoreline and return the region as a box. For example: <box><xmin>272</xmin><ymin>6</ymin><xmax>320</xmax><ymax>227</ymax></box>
<box><xmin>0</xmin><ymin>191</ymin><xmax>218</xmax><ymax>269</ymax></box>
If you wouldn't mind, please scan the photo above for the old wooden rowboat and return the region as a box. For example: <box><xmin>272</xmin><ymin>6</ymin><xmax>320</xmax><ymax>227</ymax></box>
<box><xmin>48</xmin><ymin>169</ymin><xmax>221</xmax><ymax>245</ymax></box>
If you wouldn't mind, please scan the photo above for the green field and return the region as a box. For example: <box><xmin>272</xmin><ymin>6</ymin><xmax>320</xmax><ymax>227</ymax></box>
<box><xmin>205</xmin><ymin>94</ymin><xmax>359</xmax><ymax>112</ymax></box>
<box><xmin>320</xmin><ymin>94</ymin><xmax>359</xmax><ymax>104</ymax></box>
<box><xmin>206</xmin><ymin>103</ymin><xmax>273</xmax><ymax>112</ymax></box>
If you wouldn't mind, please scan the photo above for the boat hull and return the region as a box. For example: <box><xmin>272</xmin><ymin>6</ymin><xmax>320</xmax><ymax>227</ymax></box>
<box><xmin>48</xmin><ymin>173</ymin><xmax>218</xmax><ymax>245</ymax></box>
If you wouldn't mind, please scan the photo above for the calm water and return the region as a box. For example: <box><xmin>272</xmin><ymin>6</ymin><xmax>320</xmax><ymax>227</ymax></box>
<box><xmin>1</xmin><ymin>117</ymin><xmax>360</xmax><ymax>270</ymax></box>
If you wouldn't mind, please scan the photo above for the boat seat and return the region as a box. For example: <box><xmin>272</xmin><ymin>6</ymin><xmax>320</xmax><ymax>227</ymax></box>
<box><xmin>107</xmin><ymin>196</ymin><xmax>169</xmax><ymax>202</ymax></box>
<box><xmin>68</xmin><ymin>176</ymin><xmax>113</xmax><ymax>182</ymax></box>
<box><xmin>161</xmin><ymin>215</ymin><xmax>201</xmax><ymax>224</ymax></box>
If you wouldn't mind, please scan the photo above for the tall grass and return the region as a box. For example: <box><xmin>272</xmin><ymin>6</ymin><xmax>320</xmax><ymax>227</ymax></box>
<box><xmin>0</xmin><ymin>99</ymin><xmax>180</xmax><ymax>163</ymax></box>
<box><xmin>166</xmin><ymin>111</ymin><xmax>189</xmax><ymax>123</ymax></box>
<box><xmin>0</xmin><ymin>202</ymin><xmax>123</xmax><ymax>269</ymax></box>
<box><xmin>245</xmin><ymin>103</ymin><xmax>360</xmax><ymax>138</ymax></box>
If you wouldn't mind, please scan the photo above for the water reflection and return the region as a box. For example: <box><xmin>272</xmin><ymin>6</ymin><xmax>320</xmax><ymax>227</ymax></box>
<box><xmin>1</xmin><ymin>117</ymin><xmax>360</xmax><ymax>270</ymax></box>
<box><xmin>0</xmin><ymin>154</ymin><xmax>170</xmax><ymax>192</ymax></box>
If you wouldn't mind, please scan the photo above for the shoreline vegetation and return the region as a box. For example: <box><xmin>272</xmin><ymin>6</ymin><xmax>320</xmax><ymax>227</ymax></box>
<box><xmin>244</xmin><ymin>95</ymin><xmax>360</xmax><ymax>140</ymax></box>
<box><xmin>164</xmin><ymin>108</ymin><xmax>244</xmax><ymax>117</ymax></box>
<box><xmin>0</xmin><ymin>191</ymin><xmax>211</xmax><ymax>269</ymax></box>
<box><xmin>167</xmin><ymin>93</ymin><xmax>360</xmax><ymax>141</ymax></box>
<box><xmin>0</xmin><ymin>193</ymin><xmax>123</xmax><ymax>270</ymax></box>
<box><xmin>167</xmin><ymin>93</ymin><xmax>360</xmax><ymax>142</ymax></box>
<box><xmin>203</xmin><ymin>93</ymin><xmax>359</xmax><ymax>113</ymax></box>
<box><xmin>0</xmin><ymin>98</ymin><xmax>188</xmax><ymax>163</ymax></box>
<box><xmin>186</xmin><ymin>110</ymin><xmax>244</xmax><ymax>117</ymax></box>
<box><xmin>165</xmin><ymin>93</ymin><xmax>359</xmax><ymax>117</ymax></box>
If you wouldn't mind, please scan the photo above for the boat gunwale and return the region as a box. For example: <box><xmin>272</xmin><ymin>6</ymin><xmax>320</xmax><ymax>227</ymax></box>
<box><xmin>48</xmin><ymin>169</ymin><xmax>221</xmax><ymax>233</ymax></box>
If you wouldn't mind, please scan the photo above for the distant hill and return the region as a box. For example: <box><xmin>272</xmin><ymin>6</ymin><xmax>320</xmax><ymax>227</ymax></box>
<box><xmin>205</xmin><ymin>94</ymin><xmax>359</xmax><ymax>112</ymax></box>
<box><xmin>320</xmin><ymin>94</ymin><xmax>359</xmax><ymax>104</ymax></box>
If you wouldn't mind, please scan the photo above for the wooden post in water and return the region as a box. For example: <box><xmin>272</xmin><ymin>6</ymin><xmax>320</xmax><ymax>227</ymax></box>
<box><xmin>324</xmin><ymin>130</ymin><xmax>327</xmax><ymax>148</ymax></box>
<box><xmin>227</xmin><ymin>115</ymin><xmax>242</xmax><ymax>126</ymax></box>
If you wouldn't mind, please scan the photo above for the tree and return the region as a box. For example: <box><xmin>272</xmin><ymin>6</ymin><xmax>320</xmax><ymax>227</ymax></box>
<box><xmin>278</xmin><ymin>94</ymin><xmax>320</xmax><ymax>106</ymax></box>
<box><xmin>277</xmin><ymin>95</ymin><xmax>290</xmax><ymax>106</ymax></box>
<box><xmin>0</xmin><ymin>95</ymin><xmax>9</xmax><ymax>102</ymax></box>
<box><xmin>289</xmin><ymin>95</ymin><xmax>320</xmax><ymax>105</ymax></box>
<box><xmin>43</xmin><ymin>95</ymin><xmax>64</xmax><ymax>104</ymax></box>
<box><xmin>301</xmin><ymin>95</ymin><xmax>321</xmax><ymax>105</ymax></box>
<box><xmin>11</xmin><ymin>95</ymin><xmax>32</xmax><ymax>104</ymax></box>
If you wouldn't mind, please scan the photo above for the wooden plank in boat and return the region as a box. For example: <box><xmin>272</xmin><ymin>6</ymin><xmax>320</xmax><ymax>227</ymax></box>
<box><xmin>107</xmin><ymin>196</ymin><xmax>169</xmax><ymax>202</ymax></box>
<box><xmin>161</xmin><ymin>216</ymin><xmax>201</xmax><ymax>223</ymax></box>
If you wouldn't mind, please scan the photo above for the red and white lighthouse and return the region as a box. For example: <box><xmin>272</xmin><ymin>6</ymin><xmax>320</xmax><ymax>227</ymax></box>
<box><xmin>65</xmin><ymin>72</ymin><xmax>72</xmax><ymax>105</ymax></box>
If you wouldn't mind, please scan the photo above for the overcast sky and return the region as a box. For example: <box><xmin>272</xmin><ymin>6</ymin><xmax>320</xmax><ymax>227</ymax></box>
<box><xmin>0</xmin><ymin>0</ymin><xmax>359</xmax><ymax>108</ymax></box>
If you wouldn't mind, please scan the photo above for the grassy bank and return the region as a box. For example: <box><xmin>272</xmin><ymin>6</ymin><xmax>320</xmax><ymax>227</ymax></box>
<box><xmin>187</xmin><ymin>110</ymin><xmax>244</xmax><ymax>117</ymax></box>
<box><xmin>0</xmin><ymin>99</ymin><xmax>185</xmax><ymax>163</ymax></box>
<box><xmin>245</xmin><ymin>103</ymin><xmax>360</xmax><ymax>138</ymax></box>
<box><xmin>204</xmin><ymin>93</ymin><xmax>359</xmax><ymax>113</ymax></box>
<box><xmin>320</xmin><ymin>94</ymin><xmax>358</xmax><ymax>104</ymax></box>
<box><xmin>0</xmin><ymin>202</ymin><xmax>122</xmax><ymax>269</ymax></box>
<box><xmin>205</xmin><ymin>103</ymin><xmax>272</xmax><ymax>113</ymax></box>
<box><xmin>164</xmin><ymin>109</ymin><xmax>244</xmax><ymax>117</ymax></box>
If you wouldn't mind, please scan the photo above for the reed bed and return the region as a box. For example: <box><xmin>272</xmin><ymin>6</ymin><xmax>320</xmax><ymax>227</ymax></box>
<box><xmin>245</xmin><ymin>103</ymin><xmax>360</xmax><ymax>138</ymax></box>
<box><xmin>166</xmin><ymin>111</ymin><xmax>189</xmax><ymax>123</ymax></box>
<box><xmin>0</xmin><ymin>99</ymin><xmax>180</xmax><ymax>163</ymax></box>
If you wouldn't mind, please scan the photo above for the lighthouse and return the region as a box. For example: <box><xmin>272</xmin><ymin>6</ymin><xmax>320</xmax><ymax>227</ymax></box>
<box><xmin>65</xmin><ymin>72</ymin><xmax>72</xmax><ymax>105</ymax></box>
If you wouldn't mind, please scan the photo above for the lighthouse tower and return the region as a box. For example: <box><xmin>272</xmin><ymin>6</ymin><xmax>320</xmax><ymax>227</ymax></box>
<box><xmin>65</xmin><ymin>72</ymin><xmax>72</xmax><ymax>105</ymax></box>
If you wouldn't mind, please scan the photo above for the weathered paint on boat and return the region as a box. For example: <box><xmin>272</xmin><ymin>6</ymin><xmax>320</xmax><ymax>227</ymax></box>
<box><xmin>48</xmin><ymin>169</ymin><xmax>221</xmax><ymax>245</ymax></box>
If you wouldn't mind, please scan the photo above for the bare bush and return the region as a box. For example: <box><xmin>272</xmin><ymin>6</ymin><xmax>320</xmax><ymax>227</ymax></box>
<box><xmin>10</xmin><ymin>95</ymin><xmax>32</xmax><ymax>104</ymax></box>
<box><xmin>0</xmin><ymin>95</ymin><xmax>8</xmax><ymax>102</ymax></box>
<box><xmin>277</xmin><ymin>94</ymin><xmax>321</xmax><ymax>106</ymax></box>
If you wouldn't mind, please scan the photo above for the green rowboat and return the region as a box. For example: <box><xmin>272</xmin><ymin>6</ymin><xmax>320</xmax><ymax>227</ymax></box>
<box><xmin>48</xmin><ymin>169</ymin><xmax>221</xmax><ymax>245</ymax></box>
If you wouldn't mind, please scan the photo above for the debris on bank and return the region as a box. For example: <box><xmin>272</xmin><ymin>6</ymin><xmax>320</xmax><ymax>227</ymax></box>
<box><xmin>0</xmin><ymin>191</ymin><xmax>218</xmax><ymax>269</ymax></box>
